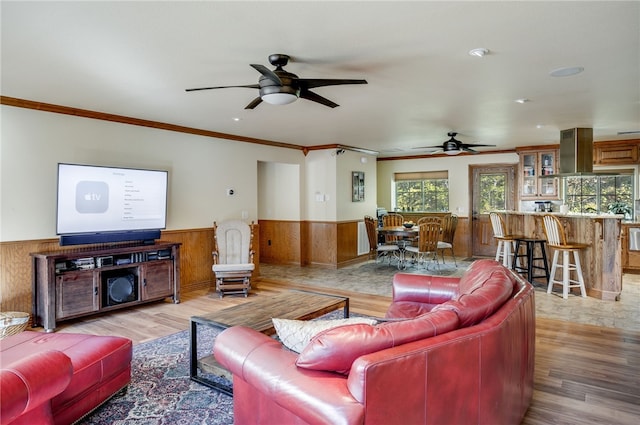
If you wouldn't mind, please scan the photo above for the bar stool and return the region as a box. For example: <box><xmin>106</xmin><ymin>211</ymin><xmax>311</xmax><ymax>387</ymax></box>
<box><xmin>542</xmin><ymin>214</ymin><xmax>588</xmax><ymax>299</ymax></box>
<box><xmin>512</xmin><ymin>238</ymin><xmax>550</xmax><ymax>285</ymax></box>
<box><xmin>489</xmin><ymin>212</ymin><xmax>522</xmax><ymax>269</ymax></box>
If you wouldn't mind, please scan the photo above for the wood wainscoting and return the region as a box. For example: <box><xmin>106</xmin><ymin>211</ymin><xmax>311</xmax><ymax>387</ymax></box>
<box><xmin>2</xmin><ymin>218</ymin><xmax>472</xmax><ymax>318</ymax></box>
<box><xmin>258</xmin><ymin>217</ymin><xmax>473</xmax><ymax>268</ymax></box>
<box><xmin>452</xmin><ymin>216</ymin><xmax>470</xmax><ymax>259</ymax></box>
<box><xmin>0</xmin><ymin>226</ymin><xmax>260</xmax><ymax>318</ymax></box>
<box><xmin>259</xmin><ymin>220</ymin><xmax>302</xmax><ymax>265</ymax></box>
<box><xmin>259</xmin><ymin>219</ymin><xmax>368</xmax><ymax>269</ymax></box>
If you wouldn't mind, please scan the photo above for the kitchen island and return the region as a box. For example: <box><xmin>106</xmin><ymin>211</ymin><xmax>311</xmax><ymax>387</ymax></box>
<box><xmin>499</xmin><ymin>211</ymin><xmax>623</xmax><ymax>301</ymax></box>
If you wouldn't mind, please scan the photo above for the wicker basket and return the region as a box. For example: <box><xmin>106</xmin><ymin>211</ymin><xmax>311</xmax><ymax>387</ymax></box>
<box><xmin>0</xmin><ymin>311</ymin><xmax>30</xmax><ymax>338</ymax></box>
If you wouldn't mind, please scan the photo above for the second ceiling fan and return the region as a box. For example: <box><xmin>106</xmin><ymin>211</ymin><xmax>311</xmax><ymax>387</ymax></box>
<box><xmin>185</xmin><ymin>54</ymin><xmax>367</xmax><ymax>109</ymax></box>
<box><xmin>419</xmin><ymin>132</ymin><xmax>496</xmax><ymax>155</ymax></box>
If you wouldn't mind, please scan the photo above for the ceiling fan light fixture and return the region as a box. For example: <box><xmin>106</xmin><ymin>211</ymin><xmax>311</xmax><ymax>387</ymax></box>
<box><xmin>261</xmin><ymin>93</ymin><xmax>298</xmax><ymax>105</ymax></box>
<box><xmin>444</xmin><ymin>149</ymin><xmax>462</xmax><ymax>155</ymax></box>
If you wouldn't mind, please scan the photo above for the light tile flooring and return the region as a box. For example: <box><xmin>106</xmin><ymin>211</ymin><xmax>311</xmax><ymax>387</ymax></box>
<box><xmin>260</xmin><ymin>258</ymin><xmax>640</xmax><ymax>332</ymax></box>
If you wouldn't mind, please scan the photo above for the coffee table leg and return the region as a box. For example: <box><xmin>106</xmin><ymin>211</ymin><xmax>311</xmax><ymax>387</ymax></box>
<box><xmin>189</xmin><ymin>319</ymin><xmax>198</xmax><ymax>380</ymax></box>
<box><xmin>189</xmin><ymin>319</ymin><xmax>233</xmax><ymax>396</ymax></box>
<box><xmin>344</xmin><ymin>298</ymin><xmax>350</xmax><ymax>318</ymax></box>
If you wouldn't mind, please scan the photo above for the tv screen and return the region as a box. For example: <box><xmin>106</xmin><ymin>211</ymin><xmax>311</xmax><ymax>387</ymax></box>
<box><xmin>57</xmin><ymin>163</ymin><xmax>168</xmax><ymax>244</ymax></box>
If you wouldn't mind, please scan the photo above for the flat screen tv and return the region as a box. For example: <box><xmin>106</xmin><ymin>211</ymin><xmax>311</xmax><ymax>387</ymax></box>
<box><xmin>57</xmin><ymin>163</ymin><xmax>168</xmax><ymax>246</ymax></box>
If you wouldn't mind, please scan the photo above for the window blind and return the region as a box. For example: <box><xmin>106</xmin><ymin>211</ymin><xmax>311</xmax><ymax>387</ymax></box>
<box><xmin>394</xmin><ymin>171</ymin><xmax>448</xmax><ymax>181</ymax></box>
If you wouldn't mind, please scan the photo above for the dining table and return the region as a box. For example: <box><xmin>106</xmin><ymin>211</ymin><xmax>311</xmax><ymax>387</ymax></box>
<box><xmin>378</xmin><ymin>226</ymin><xmax>419</xmax><ymax>269</ymax></box>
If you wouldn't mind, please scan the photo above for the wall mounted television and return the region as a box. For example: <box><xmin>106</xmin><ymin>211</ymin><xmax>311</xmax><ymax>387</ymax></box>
<box><xmin>57</xmin><ymin>163</ymin><xmax>168</xmax><ymax>246</ymax></box>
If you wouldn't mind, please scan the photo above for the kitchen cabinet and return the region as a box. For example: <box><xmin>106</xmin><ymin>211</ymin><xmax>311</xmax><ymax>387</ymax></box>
<box><xmin>517</xmin><ymin>148</ymin><xmax>559</xmax><ymax>200</ymax></box>
<box><xmin>593</xmin><ymin>140</ymin><xmax>639</xmax><ymax>165</ymax></box>
<box><xmin>622</xmin><ymin>223</ymin><xmax>640</xmax><ymax>273</ymax></box>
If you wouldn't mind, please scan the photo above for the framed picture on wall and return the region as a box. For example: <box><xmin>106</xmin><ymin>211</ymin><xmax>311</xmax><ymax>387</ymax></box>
<box><xmin>352</xmin><ymin>171</ymin><xmax>365</xmax><ymax>202</ymax></box>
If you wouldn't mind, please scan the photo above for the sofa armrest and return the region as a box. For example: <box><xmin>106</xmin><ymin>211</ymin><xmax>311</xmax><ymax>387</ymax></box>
<box><xmin>391</xmin><ymin>273</ymin><xmax>460</xmax><ymax>304</ymax></box>
<box><xmin>215</xmin><ymin>326</ymin><xmax>364</xmax><ymax>425</ymax></box>
<box><xmin>213</xmin><ymin>326</ymin><xmax>275</xmax><ymax>376</ymax></box>
<box><xmin>1</xmin><ymin>350</ymin><xmax>73</xmax><ymax>425</ymax></box>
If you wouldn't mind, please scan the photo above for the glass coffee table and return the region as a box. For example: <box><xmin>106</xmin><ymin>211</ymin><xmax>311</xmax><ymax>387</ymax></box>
<box><xmin>189</xmin><ymin>290</ymin><xmax>349</xmax><ymax>394</ymax></box>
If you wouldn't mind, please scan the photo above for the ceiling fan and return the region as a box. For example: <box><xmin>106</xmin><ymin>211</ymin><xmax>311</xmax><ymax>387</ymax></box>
<box><xmin>418</xmin><ymin>132</ymin><xmax>496</xmax><ymax>155</ymax></box>
<box><xmin>185</xmin><ymin>54</ymin><xmax>367</xmax><ymax>109</ymax></box>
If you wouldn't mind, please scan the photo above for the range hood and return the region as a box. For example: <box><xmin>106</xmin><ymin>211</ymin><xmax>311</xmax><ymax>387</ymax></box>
<box><xmin>543</xmin><ymin>127</ymin><xmax>616</xmax><ymax>178</ymax></box>
<box><xmin>558</xmin><ymin>127</ymin><xmax>593</xmax><ymax>174</ymax></box>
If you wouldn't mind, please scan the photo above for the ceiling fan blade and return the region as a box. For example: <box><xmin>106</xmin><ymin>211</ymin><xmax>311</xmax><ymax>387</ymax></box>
<box><xmin>300</xmin><ymin>89</ymin><xmax>339</xmax><ymax>108</ymax></box>
<box><xmin>299</xmin><ymin>79</ymin><xmax>368</xmax><ymax>89</ymax></box>
<box><xmin>413</xmin><ymin>145</ymin><xmax>446</xmax><ymax>149</ymax></box>
<box><xmin>461</xmin><ymin>146</ymin><xmax>479</xmax><ymax>154</ymax></box>
<box><xmin>463</xmin><ymin>143</ymin><xmax>496</xmax><ymax>148</ymax></box>
<box><xmin>185</xmin><ymin>84</ymin><xmax>259</xmax><ymax>92</ymax></box>
<box><xmin>250</xmin><ymin>64</ymin><xmax>283</xmax><ymax>85</ymax></box>
<box><xmin>244</xmin><ymin>96</ymin><xmax>263</xmax><ymax>110</ymax></box>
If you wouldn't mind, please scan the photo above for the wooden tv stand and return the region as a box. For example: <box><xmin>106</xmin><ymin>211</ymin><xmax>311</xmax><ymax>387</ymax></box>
<box><xmin>31</xmin><ymin>241</ymin><xmax>180</xmax><ymax>332</ymax></box>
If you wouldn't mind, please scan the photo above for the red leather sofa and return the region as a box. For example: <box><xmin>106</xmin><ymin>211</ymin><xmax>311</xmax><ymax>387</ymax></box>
<box><xmin>214</xmin><ymin>259</ymin><xmax>535</xmax><ymax>425</ymax></box>
<box><xmin>1</xmin><ymin>331</ymin><xmax>132</xmax><ymax>425</ymax></box>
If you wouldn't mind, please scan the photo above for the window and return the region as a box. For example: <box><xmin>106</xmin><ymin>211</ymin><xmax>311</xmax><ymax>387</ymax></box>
<box><xmin>394</xmin><ymin>171</ymin><xmax>449</xmax><ymax>212</ymax></box>
<box><xmin>478</xmin><ymin>173</ymin><xmax>507</xmax><ymax>214</ymax></box>
<box><xmin>564</xmin><ymin>171</ymin><xmax>634</xmax><ymax>215</ymax></box>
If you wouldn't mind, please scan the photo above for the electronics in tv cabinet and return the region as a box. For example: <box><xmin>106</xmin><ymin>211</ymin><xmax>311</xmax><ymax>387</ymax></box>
<box><xmin>31</xmin><ymin>242</ymin><xmax>181</xmax><ymax>332</ymax></box>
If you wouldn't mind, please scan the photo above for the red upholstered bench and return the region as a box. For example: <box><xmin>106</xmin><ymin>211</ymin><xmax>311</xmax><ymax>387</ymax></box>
<box><xmin>1</xmin><ymin>331</ymin><xmax>132</xmax><ymax>425</ymax></box>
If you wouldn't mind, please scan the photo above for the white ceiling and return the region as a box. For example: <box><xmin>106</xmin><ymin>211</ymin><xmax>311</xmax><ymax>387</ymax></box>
<box><xmin>2</xmin><ymin>1</ymin><xmax>639</xmax><ymax>157</ymax></box>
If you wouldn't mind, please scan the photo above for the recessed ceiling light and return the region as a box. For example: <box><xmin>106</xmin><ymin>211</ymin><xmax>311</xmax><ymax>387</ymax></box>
<box><xmin>468</xmin><ymin>48</ymin><xmax>489</xmax><ymax>57</ymax></box>
<box><xmin>233</xmin><ymin>117</ymin><xmax>241</xmax><ymax>122</ymax></box>
<box><xmin>515</xmin><ymin>98</ymin><xmax>530</xmax><ymax>104</ymax></box>
<box><xmin>536</xmin><ymin>124</ymin><xmax>544</xmax><ymax>129</ymax></box>
<box><xmin>549</xmin><ymin>66</ymin><xmax>584</xmax><ymax>77</ymax></box>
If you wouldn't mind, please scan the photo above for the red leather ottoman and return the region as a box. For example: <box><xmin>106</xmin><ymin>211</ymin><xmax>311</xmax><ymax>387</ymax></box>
<box><xmin>1</xmin><ymin>331</ymin><xmax>132</xmax><ymax>425</ymax></box>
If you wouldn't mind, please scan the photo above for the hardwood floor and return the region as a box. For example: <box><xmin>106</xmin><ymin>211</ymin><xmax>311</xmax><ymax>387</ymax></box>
<box><xmin>523</xmin><ymin>318</ymin><xmax>640</xmax><ymax>424</ymax></box>
<box><xmin>50</xmin><ymin>277</ymin><xmax>640</xmax><ymax>424</ymax></box>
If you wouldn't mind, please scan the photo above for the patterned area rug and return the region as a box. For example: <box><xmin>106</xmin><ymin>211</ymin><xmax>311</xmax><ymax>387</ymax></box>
<box><xmin>79</xmin><ymin>310</ymin><xmax>350</xmax><ymax>424</ymax></box>
<box><xmin>79</xmin><ymin>325</ymin><xmax>233</xmax><ymax>424</ymax></box>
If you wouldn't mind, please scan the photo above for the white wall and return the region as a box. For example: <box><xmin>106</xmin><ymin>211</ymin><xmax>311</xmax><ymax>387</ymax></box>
<box><xmin>335</xmin><ymin>150</ymin><xmax>377</xmax><ymax>221</ymax></box>
<box><xmin>304</xmin><ymin>149</ymin><xmax>378</xmax><ymax>222</ymax></box>
<box><xmin>376</xmin><ymin>153</ymin><xmax>520</xmax><ymax>216</ymax></box>
<box><xmin>1</xmin><ymin>104</ymin><xmax>537</xmax><ymax>244</ymax></box>
<box><xmin>257</xmin><ymin>161</ymin><xmax>301</xmax><ymax>221</ymax></box>
<box><xmin>304</xmin><ymin>150</ymin><xmax>337</xmax><ymax>221</ymax></box>
<box><xmin>0</xmin><ymin>105</ymin><xmax>305</xmax><ymax>241</ymax></box>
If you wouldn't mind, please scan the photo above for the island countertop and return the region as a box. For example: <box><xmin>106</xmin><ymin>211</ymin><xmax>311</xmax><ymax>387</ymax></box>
<box><xmin>498</xmin><ymin>211</ymin><xmax>623</xmax><ymax>301</ymax></box>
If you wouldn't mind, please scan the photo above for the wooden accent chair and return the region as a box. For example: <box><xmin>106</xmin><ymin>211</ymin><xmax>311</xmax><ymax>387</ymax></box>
<box><xmin>212</xmin><ymin>220</ymin><xmax>256</xmax><ymax>298</ymax></box>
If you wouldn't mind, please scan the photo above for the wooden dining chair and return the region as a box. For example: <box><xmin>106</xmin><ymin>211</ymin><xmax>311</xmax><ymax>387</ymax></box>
<box><xmin>381</xmin><ymin>213</ymin><xmax>404</xmax><ymax>244</ymax></box>
<box><xmin>437</xmin><ymin>214</ymin><xmax>458</xmax><ymax>266</ymax></box>
<box><xmin>405</xmin><ymin>220</ymin><xmax>441</xmax><ymax>271</ymax></box>
<box><xmin>416</xmin><ymin>216</ymin><xmax>440</xmax><ymax>225</ymax></box>
<box><xmin>364</xmin><ymin>215</ymin><xmax>400</xmax><ymax>265</ymax></box>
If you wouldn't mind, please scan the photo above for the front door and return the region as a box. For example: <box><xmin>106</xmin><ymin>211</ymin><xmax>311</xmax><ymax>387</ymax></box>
<box><xmin>470</xmin><ymin>164</ymin><xmax>517</xmax><ymax>257</ymax></box>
